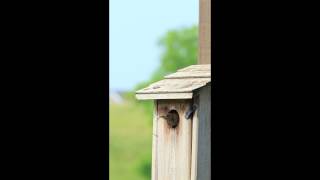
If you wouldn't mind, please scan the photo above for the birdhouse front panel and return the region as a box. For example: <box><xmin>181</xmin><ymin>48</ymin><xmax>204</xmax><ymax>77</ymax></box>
<box><xmin>153</xmin><ymin>99</ymin><xmax>193</xmax><ymax>180</ymax></box>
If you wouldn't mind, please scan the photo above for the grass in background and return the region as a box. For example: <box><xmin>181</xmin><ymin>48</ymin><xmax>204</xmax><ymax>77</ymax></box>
<box><xmin>110</xmin><ymin>100</ymin><xmax>153</xmax><ymax>180</ymax></box>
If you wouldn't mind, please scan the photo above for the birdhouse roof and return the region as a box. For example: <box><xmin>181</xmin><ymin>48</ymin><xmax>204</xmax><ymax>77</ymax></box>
<box><xmin>136</xmin><ymin>64</ymin><xmax>211</xmax><ymax>100</ymax></box>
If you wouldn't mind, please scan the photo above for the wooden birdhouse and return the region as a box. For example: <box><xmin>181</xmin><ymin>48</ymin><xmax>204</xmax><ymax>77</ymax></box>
<box><xmin>136</xmin><ymin>64</ymin><xmax>211</xmax><ymax>180</ymax></box>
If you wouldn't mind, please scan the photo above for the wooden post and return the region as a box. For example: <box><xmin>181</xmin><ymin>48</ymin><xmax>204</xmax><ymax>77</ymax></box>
<box><xmin>193</xmin><ymin>0</ymin><xmax>211</xmax><ymax>178</ymax></box>
<box><xmin>198</xmin><ymin>0</ymin><xmax>211</xmax><ymax>64</ymax></box>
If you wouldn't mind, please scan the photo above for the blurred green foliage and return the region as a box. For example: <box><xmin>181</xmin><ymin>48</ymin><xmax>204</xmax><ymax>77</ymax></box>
<box><xmin>136</xmin><ymin>25</ymin><xmax>198</xmax><ymax>88</ymax></box>
<box><xmin>129</xmin><ymin>25</ymin><xmax>198</xmax><ymax>115</ymax></box>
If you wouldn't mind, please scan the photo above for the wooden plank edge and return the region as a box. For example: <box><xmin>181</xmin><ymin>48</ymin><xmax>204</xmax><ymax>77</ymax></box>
<box><xmin>151</xmin><ymin>101</ymin><xmax>158</xmax><ymax>180</ymax></box>
<box><xmin>164</xmin><ymin>75</ymin><xmax>211</xmax><ymax>79</ymax></box>
<box><xmin>177</xmin><ymin>64</ymin><xmax>211</xmax><ymax>72</ymax></box>
<box><xmin>191</xmin><ymin>107</ymin><xmax>199</xmax><ymax>180</ymax></box>
<box><xmin>136</xmin><ymin>93</ymin><xmax>193</xmax><ymax>100</ymax></box>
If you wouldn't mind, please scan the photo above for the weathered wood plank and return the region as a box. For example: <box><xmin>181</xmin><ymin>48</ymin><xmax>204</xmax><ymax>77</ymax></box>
<box><xmin>177</xmin><ymin>64</ymin><xmax>211</xmax><ymax>72</ymax></box>
<box><xmin>198</xmin><ymin>0</ymin><xmax>211</xmax><ymax>64</ymax></box>
<box><xmin>135</xmin><ymin>65</ymin><xmax>211</xmax><ymax>100</ymax></box>
<box><xmin>191</xmin><ymin>99</ymin><xmax>199</xmax><ymax>180</ymax></box>
<box><xmin>152</xmin><ymin>101</ymin><xmax>158</xmax><ymax>180</ymax></box>
<box><xmin>165</xmin><ymin>71</ymin><xmax>210</xmax><ymax>79</ymax></box>
<box><xmin>154</xmin><ymin>100</ymin><xmax>193</xmax><ymax>180</ymax></box>
<box><xmin>136</xmin><ymin>78</ymin><xmax>210</xmax><ymax>94</ymax></box>
<box><xmin>191</xmin><ymin>84</ymin><xmax>211</xmax><ymax>180</ymax></box>
<box><xmin>136</xmin><ymin>93</ymin><xmax>193</xmax><ymax>100</ymax></box>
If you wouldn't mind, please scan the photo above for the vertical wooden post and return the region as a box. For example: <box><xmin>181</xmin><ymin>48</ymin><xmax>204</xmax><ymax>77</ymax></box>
<box><xmin>192</xmin><ymin>0</ymin><xmax>212</xmax><ymax>178</ymax></box>
<box><xmin>198</xmin><ymin>0</ymin><xmax>211</xmax><ymax>64</ymax></box>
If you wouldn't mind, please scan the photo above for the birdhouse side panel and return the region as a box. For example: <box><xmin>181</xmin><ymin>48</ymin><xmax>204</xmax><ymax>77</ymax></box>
<box><xmin>191</xmin><ymin>84</ymin><xmax>211</xmax><ymax>180</ymax></box>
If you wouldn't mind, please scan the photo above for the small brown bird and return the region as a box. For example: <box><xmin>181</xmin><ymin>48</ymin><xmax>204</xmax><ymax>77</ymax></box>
<box><xmin>160</xmin><ymin>110</ymin><xmax>180</xmax><ymax>128</ymax></box>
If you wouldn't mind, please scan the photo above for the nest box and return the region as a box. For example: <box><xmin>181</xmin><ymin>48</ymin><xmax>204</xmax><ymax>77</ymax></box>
<box><xmin>136</xmin><ymin>64</ymin><xmax>211</xmax><ymax>180</ymax></box>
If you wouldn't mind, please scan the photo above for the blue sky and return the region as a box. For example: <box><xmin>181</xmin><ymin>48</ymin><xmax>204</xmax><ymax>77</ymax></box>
<box><xmin>110</xmin><ymin>0</ymin><xmax>199</xmax><ymax>91</ymax></box>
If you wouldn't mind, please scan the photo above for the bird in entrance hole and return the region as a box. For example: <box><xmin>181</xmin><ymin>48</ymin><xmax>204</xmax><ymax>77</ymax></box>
<box><xmin>159</xmin><ymin>110</ymin><xmax>180</xmax><ymax>128</ymax></box>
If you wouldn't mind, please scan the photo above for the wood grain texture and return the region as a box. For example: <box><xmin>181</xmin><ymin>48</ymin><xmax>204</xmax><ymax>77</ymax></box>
<box><xmin>136</xmin><ymin>65</ymin><xmax>211</xmax><ymax>100</ymax></box>
<box><xmin>191</xmin><ymin>100</ymin><xmax>199</xmax><ymax>180</ymax></box>
<box><xmin>152</xmin><ymin>101</ymin><xmax>158</xmax><ymax>180</ymax></box>
<box><xmin>153</xmin><ymin>100</ymin><xmax>193</xmax><ymax>180</ymax></box>
<box><xmin>199</xmin><ymin>0</ymin><xmax>211</xmax><ymax>64</ymax></box>
<box><xmin>136</xmin><ymin>78</ymin><xmax>210</xmax><ymax>96</ymax></box>
<box><xmin>191</xmin><ymin>84</ymin><xmax>211</xmax><ymax>180</ymax></box>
